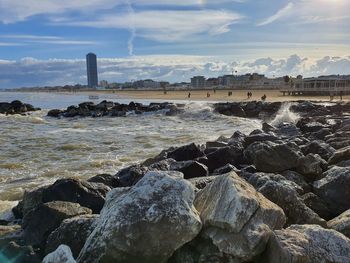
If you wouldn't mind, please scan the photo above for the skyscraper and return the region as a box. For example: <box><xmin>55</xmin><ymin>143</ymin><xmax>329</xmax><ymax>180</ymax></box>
<box><xmin>86</xmin><ymin>53</ymin><xmax>98</xmax><ymax>88</ymax></box>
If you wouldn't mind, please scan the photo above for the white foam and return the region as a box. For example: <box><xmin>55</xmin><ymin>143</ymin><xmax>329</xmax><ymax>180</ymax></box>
<box><xmin>270</xmin><ymin>102</ymin><xmax>300</xmax><ymax>126</ymax></box>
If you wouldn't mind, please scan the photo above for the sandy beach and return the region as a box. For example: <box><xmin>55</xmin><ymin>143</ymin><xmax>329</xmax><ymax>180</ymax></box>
<box><xmin>72</xmin><ymin>89</ymin><xmax>348</xmax><ymax>102</ymax></box>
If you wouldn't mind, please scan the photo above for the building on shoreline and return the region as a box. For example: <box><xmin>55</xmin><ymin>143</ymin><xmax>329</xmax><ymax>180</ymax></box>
<box><xmin>86</xmin><ymin>53</ymin><xmax>98</xmax><ymax>88</ymax></box>
<box><xmin>191</xmin><ymin>76</ymin><xmax>206</xmax><ymax>89</ymax></box>
<box><xmin>281</xmin><ymin>75</ymin><xmax>350</xmax><ymax>96</ymax></box>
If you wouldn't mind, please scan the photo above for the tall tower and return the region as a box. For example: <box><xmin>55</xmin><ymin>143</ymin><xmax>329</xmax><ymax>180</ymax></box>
<box><xmin>86</xmin><ymin>53</ymin><xmax>98</xmax><ymax>88</ymax></box>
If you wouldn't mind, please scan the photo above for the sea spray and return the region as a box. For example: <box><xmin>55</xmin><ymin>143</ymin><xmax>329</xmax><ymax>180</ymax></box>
<box><xmin>271</xmin><ymin>102</ymin><xmax>300</xmax><ymax>126</ymax></box>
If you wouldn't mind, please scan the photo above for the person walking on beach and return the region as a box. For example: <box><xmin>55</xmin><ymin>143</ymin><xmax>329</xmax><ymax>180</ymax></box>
<box><xmin>261</xmin><ymin>94</ymin><xmax>266</xmax><ymax>101</ymax></box>
<box><xmin>188</xmin><ymin>92</ymin><xmax>191</xmax><ymax>99</ymax></box>
<box><xmin>340</xmin><ymin>90</ymin><xmax>343</xmax><ymax>100</ymax></box>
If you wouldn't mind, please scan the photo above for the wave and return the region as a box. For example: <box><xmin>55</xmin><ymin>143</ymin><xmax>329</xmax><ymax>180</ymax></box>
<box><xmin>270</xmin><ymin>102</ymin><xmax>300</xmax><ymax>126</ymax></box>
<box><xmin>0</xmin><ymin>112</ymin><xmax>47</xmax><ymax>124</ymax></box>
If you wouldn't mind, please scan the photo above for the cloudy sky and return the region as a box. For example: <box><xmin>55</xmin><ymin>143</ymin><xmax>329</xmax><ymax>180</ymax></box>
<box><xmin>0</xmin><ymin>0</ymin><xmax>349</xmax><ymax>88</ymax></box>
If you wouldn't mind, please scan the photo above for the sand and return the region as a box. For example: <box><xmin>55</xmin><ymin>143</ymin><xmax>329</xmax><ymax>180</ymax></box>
<box><xmin>84</xmin><ymin>89</ymin><xmax>348</xmax><ymax>103</ymax></box>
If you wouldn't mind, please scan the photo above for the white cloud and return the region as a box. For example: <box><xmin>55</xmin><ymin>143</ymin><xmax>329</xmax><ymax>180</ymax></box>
<box><xmin>257</xmin><ymin>2</ymin><xmax>294</xmax><ymax>26</ymax></box>
<box><xmin>61</xmin><ymin>10</ymin><xmax>243</xmax><ymax>42</ymax></box>
<box><xmin>0</xmin><ymin>54</ymin><xmax>349</xmax><ymax>88</ymax></box>
<box><xmin>0</xmin><ymin>0</ymin><xmax>243</xmax><ymax>23</ymax></box>
<box><xmin>0</xmin><ymin>34</ymin><xmax>97</xmax><ymax>45</ymax></box>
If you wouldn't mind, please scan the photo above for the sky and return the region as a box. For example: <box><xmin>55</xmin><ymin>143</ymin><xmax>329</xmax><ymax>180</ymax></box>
<box><xmin>0</xmin><ymin>0</ymin><xmax>349</xmax><ymax>88</ymax></box>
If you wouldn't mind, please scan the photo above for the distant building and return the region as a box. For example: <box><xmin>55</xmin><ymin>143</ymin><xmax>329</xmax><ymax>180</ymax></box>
<box><xmin>191</xmin><ymin>76</ymin><xmax>206</xmax><ymax>89</ymax></box>
<box><xmin>86</xmin><ymin>53</ymin><xmax>98</xmax><ymax>88</ymax></box>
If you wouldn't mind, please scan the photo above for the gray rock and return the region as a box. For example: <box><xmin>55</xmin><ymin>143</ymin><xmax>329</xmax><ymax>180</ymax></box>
<box><xmin>77</xmin><ymin>171</ymin><xmax>202</xmax><ymax>263</ymax></box>
<box><xmin>13</xmin><ymin>186</ymin><xmax>47</xmax><ymax>219</ymax></box>
<box><xmin>167</xmin><ymin>143</ymin><xmax>204</xmax><ymax>162</ymax></box>
<box><xmin>301</xmin><ymin>192</ymin><xmax>333</xmax><ymax>220</ymax></box>
<box><xmin>46</xmin><ymin>214</ymin><xmax>98</xmax><ymax>258</ymax></box>
<box><xmin>244</xmin><ymin>141</ymin><xmax>302</xmax><ymax>173</ymax></box>
<box><xmin>260</xmin><ymin>224</ymin><xmax>350</xmax><ymax>263</ymax></box>
<box><xmin>23</xmin><ymin>201</ymin><xmax>92</xmax><ymax>247</ymax></box>
<box><xmin>314</xmin><ymin>166</ymin><xmax>350</xmax><ymax>215</ymax></box>
<box><xmin>43</xmin><ymin>244</ymin><xmax>76</xmax><ymax>263</ymax></box>
<box><xmin>281</xmin><ymin>170</ymin><xmax>311</xmax><ymax>194</ymax></box>
<box><xmin>205</xmin><ymin>145</ymin><xmax>244</xmax><ymax>172</ymax></box>
<box><xmin>149</xmin><ymin>158</ymin><xmax>176</xmax><ymax>171</ymax></box>
<box><xmin>188</xmin><ymin>176</ymin><xmax>217</xmax><ymax>191</ymax></box>
<box><xmin>328</xmin><ymin>209</ymin><xmax>350</xmax><ymax>238</ymax></box>
<box><xmin>296</xmin><ymin>154</ymin><xmax>327</xmax><ymax>181</ymax></box>
<box><xmin>194</xmin><ymin>172</ymin><xmax>286</xmax><ymax>262</ymax></box>
<box><xmin>328</xmin><ymin>146</ymin><xmax>350</xmax><ymax>165</ymax></box>
<box><xmin>114</xmin><ymin>164</ymin><xmax>149</xmax><ymax>187</ymax></box>
<box><xmin>301</xmin><ymin>140</ymin><xmax>335</xmax><ymax>161</ymax></box>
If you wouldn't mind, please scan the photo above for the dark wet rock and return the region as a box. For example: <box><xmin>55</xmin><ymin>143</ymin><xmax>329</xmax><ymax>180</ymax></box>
<box><xmin>87</xmin><ymin>173</ymin><xmax>119</xmax><ymax>188</ymax></box>
<box><xmin>42</xmin><ymin>179</ymin><xmax>110</xmax><ymax>214</ymax></box>
<box><xmin>328</xmin><ymin>209</ymin><xmax>350</xmax><ymax>239</ymax></box>
<box><xmin>314</xmin><ymin>166</ymin><xmax>350</xmax><ymax>215</ymax></box>
<box><xmin>46</xmin><ymin>214</ymin><xmax>98</xmax><ymax>258</ymax></box>
<box><xmin>244</xmin><ymin>141</ymin><xmax>302</xmax><ymax>173</ymax></box>
<box><xmin>296</xmin><ymin>153</ymin><xmax>328</xmax><ymax>181</ymax></box>
<box><xmin>205</xmin><ymin>145</ymin><xmax>244</xmax><ymax>172</ymax></box>
<box><xmin>205</xmin><ymin>141</ymin><xmax>228</xmax><ymax>148</ymax></box>
<box><xmin>0</xmin><ymin>100</ymin><xmax>39</xmax><ymax>115</ymax></box>
<box><xmin>260</xmin><ymin>224</ymin><xmax>350</xmax><ymax>263</ymax></box>
<box><xmin>328</xmin><ymin>146</ymin><xmax>350</xmax><ymax>165</ymax></box>
<box><xmin>23</xmin><ymin>201</ymin><xmax>92</xmax><ymax>247</ymax></box>
<box><xmin>188</xmin><ymin>176</ymin><xmax>216</xmax><ymax>190</ymax></box>
<box><xmin>47</xmin><ymin>109</ymin><xmax>63</xmax><ymax>117</ymax></box>
<box><xmin>114</xmin><ymin>164</ymin><xmax>149</xmax><ymax>187</ymax></box>
<box><xmin>212</xmin><ymin>164</ymin><xmax>240</xmax><ymax>175</ymax></box>
<box><xmin>142</xmin><ymin>147</ymin><xmax>176</xmax><ymax>166</ymax></box>
<box><xmin>244</xmin><ymin>132</ymin><xmax>280</xmax><ymax>146</ymax></box>
<box><xmin>240</xmin><ymin>164</ymin><xmax>257</xmax><ymax>174</ymax></box>
<box><xmin>274</xmin><ymin>123</ymin><xmax>301</xmax><ymax>138</ymax></box>
<box><xmin>301</xmin><ymin>140</ymin><xmax>336</xmax><ymax>160</ymax></box>
<box><xmin>167</xmin><ymin>143</ymin><xmax>204</xmax><ymax>162</ymax></box>
<box><xmin>170</xmin><ymin>161</ymin><xmax>209</xmax><ymax>179</ymax></box>
<box><xmin>148</xmin><ymin>158</ymin><xmax>176</xmax><ymax>171</ymax></box>
<box><xmin>301</xmin><ymin>192</ymin><xmax>334</xmax><ymax>220</ymax></box>
<box><xmin>13</xmin><ymin>186</ymin><xmax>47</xmax><ymax>219</ymax></box>
<box><xmin>312</xmin><ymin>128</ymin><xmax>332</xmax><ymax>140</ymax></box>
<box><xmin>243</xmin><ymin>172</ymin><xmax>326</xmax><ymax>226</ymax></box>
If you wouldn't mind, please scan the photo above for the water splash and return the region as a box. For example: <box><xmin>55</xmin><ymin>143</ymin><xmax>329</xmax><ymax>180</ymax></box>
<box><xmin>270</xmin><ymin>102</ymin><xmax>299</xmax><ymax>126</ymax></box>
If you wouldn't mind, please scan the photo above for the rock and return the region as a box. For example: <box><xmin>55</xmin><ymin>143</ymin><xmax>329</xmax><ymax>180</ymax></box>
<box><xmin>77</xmin><ymin>171</ymin><xmax>202</xmax><ymax>263</ymax></box>
<box><xmin>212</xmin><ymin>164</ymin><xmax>240</xmax><ymax>175</ymax></box>
<box><xmin>167</xmin><ymin>143</ymin><xmax>204</xmax><ymax>161</ymax></box>
<box><xmin>143</xmin><ymin>148</ymin><xmax>175</xmax><ymax>166</ymax></box>
<box><xmin>46</xmin><ymin>214</ymin><xmax>98</xmax><ymax>258</ymax></box>
<box><xmin>328</xmin><ymin>146</ymin><xmax>350</xmax><ymax>165</ymax></box>
<box><xmin>170</xmin><ymin>161</ymin><xmax>209</xmax><ymax>179</ymax></box>
<box><xmin>281</xmin><ymin>170</ymin><xmax>311</xmax><ymax>194</ymax></box>
<box><xmin>328</xmin><ymin>209</ymin><xmax>350</xmax><ymax>238</ymax></box>
<box><xmin>206</xmin><ymin>141</ymin><xmax>228</xmax><ymax>148</ymax></box>
<box><xmin>188</xmin><ymin>176</ymin><xmax>217</xmax><ymax>190</ymax></box>
<box><xmin>42</xmin><ymin>179</ymin><xmax>110</xmax><ymax>214</ymax></box>
<box><xmin>314</xmin><ymin>166</ymin><xmax>350</xmax><ymax>215</ymax></box>
<box><xmin>301</xmin><ymin>140</ymin><xmax>335</xmax><ymax>160</ymax></box>
<box><xmin>244</xmin><ymin>141</ymin><xmax>302</xmax><ymax>173</ymax></box>
<box><xmin>87</xmin><ymin>174</ymin><xmax>119</xmax><ymax>188</ymax></box>
<box><xmin>301</xmin><ymin>192</ymin><xmax>334</xmax><ymax>220</ymax></box>
<box><xmin>260</xmin><ymin>224</ymin><xmax>350</xmax><ymax>263</ymax></box>
<box><xmin>13</xmin><ymin>186</ymin><xmax>47</xmax><ymax>219</ymax></box>
<box><xmin>243</xmin><ymin>172</ymin><xmax>327</xmax><ymax>226</ymax></box>
<box><xmin>204</xmin><ymin>145</ymin><xmax>244</xmax><ymax>172</ymax></box>
<box><xmin>43</xmin><ymin>244</ymin><xmax>76</xmax><ymax>263</ymax></box>
<box><xmin>23</xmin><ymin>201</ymin><xmax>92</xmax><ymax>247</ymax></box>
<box><xmin>114</xmin><ymin>164</ymin><xmax>149</xmax><ymax>187</ymax></box>
<box><xmin>244</xmin><ymin>132</ymin><xmax>280</xmax><ymax>146</ymax></box>
<box><xmin>47</xmin><ymin>109</ymin><xmax>63</xmax><ymax>117</ymax></box>
<box><xmin>0</xmin><ymin>240</ymin><xmax>41</xmax><ymax>263</ymax></box>
<box><xmin>194</xmin><ymin>172</ymin><xmax>286</xmax><ymax>262</ymax></box>
<box><xmin>148</xmin><ymin>158</ymin><xmax>176</xmax><ymax>171</ymax></box>
<box><xmin>296</xmin><ymin>154</ymin><xmax>327</xmax><ymax>180</ymax></box>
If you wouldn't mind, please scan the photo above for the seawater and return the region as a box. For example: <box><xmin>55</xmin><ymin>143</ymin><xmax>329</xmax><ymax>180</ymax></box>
<box><xmin>0</xmin><ymin>92</ymin><xmax>261</xmax><ymax>216</ymax></box>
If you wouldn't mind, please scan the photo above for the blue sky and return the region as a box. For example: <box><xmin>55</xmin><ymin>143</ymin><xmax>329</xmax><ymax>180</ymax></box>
<box><xmin>0</xmin><ymin>0</ymin><xmax>349</xmax><ymax>88</ymax></box>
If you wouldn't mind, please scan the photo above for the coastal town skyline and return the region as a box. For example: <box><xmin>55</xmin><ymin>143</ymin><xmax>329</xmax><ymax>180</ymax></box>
<box><xmin>0</xmin><ymin>0</ymin><xmax>349</xmax><ymax>88</ymax></box>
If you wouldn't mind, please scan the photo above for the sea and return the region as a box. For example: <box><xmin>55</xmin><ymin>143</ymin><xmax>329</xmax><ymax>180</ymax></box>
<box><xmin>0</xmin><ymin>91</ymin><xmax>262</xmax><ymax>219</ymax></box>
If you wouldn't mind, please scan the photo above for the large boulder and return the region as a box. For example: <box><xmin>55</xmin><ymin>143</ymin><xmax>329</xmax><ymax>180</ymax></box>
<box><xmin>281</xmin><ymin>170</ymin><xmax>311</xmax><ymax>194</ymax></box>
<box><xmin>301</xmin><ymin>192</ymin><xmax>334</xmax><ymax>220</ymax></box>
<box><xmin>13</xmin><ymin>186</ymin><xmax>47</xmax><ymax>219</ymax></box>
<box><xmin>260</xmin><ymin>224</ymin><xmax>350</xmax><ymax>263</ymax></box>
<box><xmin>77</xmin><ymin>171</ymin><xmax>202</xmax><ymax>263</ymax></box>
<box><xmin>170</xmin><ymin>161</ymin><xmax>209</xmax><ymax>179</ymax></box>
<box><xmin>296</xmin><ymin>153</ymin><xmax>327</xmax><ymax>181</ymax></box>
<box><xmin>328</xmin><ymin>209</ymin><xmax>350</xmax><ymax>239</ymax></box>
<box><xmin>114</xmin><ymin>164</ymin><xmax>149</xmax><ymax>187</ymax></box>
<box><xmin>46</xmin><ymin>214</ymin><xmax>98</xmax><ymax>258</ymax></box>
<box><xmin>167</xmin><ymin>143</ymin><xmax>204</xmax><ymax>161</ymax></box>
<box><xmin>313</xmin><ymin>166</ymin><xmax>350</xmax><ymax>215</ymax></box>
<box><xmin>43</xmin><ymin>245</ymin><xmax>76</xmax><ymax>263</ymax></box>
<box><xmin>328</xmin><ymin>146</ymin><xmax>350</xmax><ymax>165</ymax></box>
<box><xmin>242</xmin><ymin>172</ymin><xmax>326</xmax><ymax>226</ymax></box>
<box><xmin>23</xmin><ymin>201</ymin><xmax>92</xmax><ymax>247</ymax></box>
<box><xmin>244</xmin><ymin>141</ymin><xmax>302</xmax><ymax>172</ymax></box>
<box><xmin>194</xmin><ymin>172</ymin><xmax>286</xmax><ymax>262</ymax></box>
<box><xmin>204</xmin><ymin>145</ymin><xmax>244</xmax><ymax>172</ymax></box>
<box><xmin>42</xmin><ymin>179</ymin><xmax>110</xmax><ymax>214</ymax></box>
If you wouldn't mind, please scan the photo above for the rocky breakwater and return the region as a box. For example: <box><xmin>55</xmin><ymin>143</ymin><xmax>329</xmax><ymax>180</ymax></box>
<box><xmin>47</xmin><ymin>100</ymin><xmax>184</xmax><ymax>118</ymax></box>
<box><xmin>3</xmin><ymin>102</ymin><xmax>350</xmax><ymax>262</ymax></box>
<box><xmin>0</xmin><ymin>100</ymin><xmax>41</xmax><ymax>115</ymax></box>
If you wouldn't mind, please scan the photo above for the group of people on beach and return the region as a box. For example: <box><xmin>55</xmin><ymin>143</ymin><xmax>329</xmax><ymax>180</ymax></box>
<box><xmin>247</xmin><ymin>92</ymin><xmax>253</xmax><ymax>99</ymax></box>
